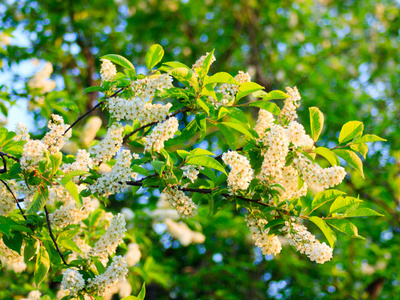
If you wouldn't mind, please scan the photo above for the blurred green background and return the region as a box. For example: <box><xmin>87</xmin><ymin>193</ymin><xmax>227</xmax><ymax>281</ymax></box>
<box><xmin>0</xmin><ymin>0</ymin><xmax>399</xmax><ymax>299</ymax></box>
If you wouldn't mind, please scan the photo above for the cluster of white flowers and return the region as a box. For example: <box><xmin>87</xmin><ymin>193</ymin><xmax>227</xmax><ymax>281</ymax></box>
<box><xmin>14</xmin><ymin>123</ymin><xmax>30</xmax><ymax>141</ymax></box>
<box><xmin>182</xmin><ymin>165</ymin><xmax>203</xmax><ymax>183</ymax></box>
<box><xmin>20</xmin><ymin>140</ymin><xmax>46</xmax><ymax>170</ymax></box>
<box><xmin>107</xmin><ymin>96</ymin><xmax>172</xmax><ymax>123</ymax></box>
<box><xmin>244</xmin><ymin>212</ymin><xmax>282</xmax><ymax>256</ymax></box>
<box><xmin>100</xmin><ymin>59</ymin><xmax>117</xmax><ymax>83</ymax></box>
<box><xmin>87</xmin><ymin>255</ymin><xmax>128</xmax><ymax>296</ymax></box>
<box><xmin>144</xmin><ymin>116</ymin><xmax>179</xmax><ymax>153</ymax></box>
<box><xmin>61</xmin><ymin>149</ymin><xmax>94</xmax><ymax>177</ymax></box>
<box><xmin>61</xmin><ymin>268</ymin><xmax>85</xmax><ymax>295</ymax></box>
<box><xmin>150</xmin><ymin>194</ymin><xmax>180</xmax><ymax>221</ymax></box>
<box><xmin>165</xmin><ymin>218</ymin><xmax>205</xmax><ymax>246</ymax></box>
<box><xmin>89</xmin><ymin>150</ymin><xmax>138</xmax><ymax>196</ymax></box>
<box><xmin>222</xmin><ymin>151</ymin><xmax>254</xmax><ymax>194</ymax></box>
<box><xmin>0</xmin><ymin>238</ymin><xmax>26</xmax><ymax>270</ymax></box>
<box><xmin>81</xmin><ymin>116</ymin><xmax>102</xmax><ymax>147</ymax></box>
<box><xmin>258</xmin><ymin>124</ymin><xmax>289</xmax><ymax>183</ymax></box>
<box><xmin>125</xmin><ymin>243</ymin><xmax>141</xmax><ymax>266</ymax></box>
<box><xmin>42</xmin><ymin>114</ymin><xmax>72</xmax><ymax>153</ymax></box>
<box><xmin>286</xmin><ymin>121</ymin><xmax>314</xmax><ymax>149</ymax></box>
<box><xmin>88</xmin><ymin>213</ymin><xmax>127</xmax><ymax>265</ymax></box>
<box><xmin>275</xmin><ymin>166</ymin><xmax>308</xmax><ymax>202</ymax></box>
<box><xmin>162</xmin><ymin>186</ymin><xmax>197</xmax><ymax>218</ymax></box>
<box><xmin>281</xmin><ymin>219</ymin><xmax>333</xmax><ymax>264</ymax></box>
<box><xmin>254</xmin><ymin>109</ymin><xmax>275</xmax><ymax>138</ymax></box>
<box><xmin>0</xmin><ymin>180</ymin><xmax>17</xmax><ymax>216</ymax></box>
<box><xmin>293</xmin><ymin>153</ymin><xmax>346</xmax><ymax>191</ymax></box>
<box><xmin>131</xmin><ymin>74</ymin><xmax>173</xmax><ymax>99</ymax></box>
<box><xmin>192</xmin><ymin>52</ymin><xmax>216</xmax><ymax>69</ymax></box>
<box><xmin>210</xmin><ymin>71</ymin><xmax>250</xmax><ymax>108</ymax></box>
<box><xmin>27</xmin><ymin>62</ymin><xmax>56</xmax><ymax>93</ymax></box>
<box><xmin>279</xmin><ymin>86</ymin><xmax>301</xmax><ymax>123</ymax></box>
<box><xmin>89</xmin><ymin>123</ymin><xmax>124</xmax><ymax>163</ymax></box>
<box><xmin>22</xmin><ymin>290</ymin><xmax>42</xmax><ymax>300</ymax></box>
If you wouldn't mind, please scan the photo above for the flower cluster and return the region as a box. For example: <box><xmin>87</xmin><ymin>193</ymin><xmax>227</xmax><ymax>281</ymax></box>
<box><xmin>165</xmin><ymin>218</ymin><xmax>205</xmax><ymax>246</ymax></box>
<box><xmin>125</xmin><ymin>243</ymin><xmax>141</xmax><ymax>266</ymax></box>
<box><xmin>0</xmin><ymin>180</ymin><xmax>17</xmax><ymax>216</ymax></box>
<box><xmin>279</xmin><ymin>86</ymin><xmax>301</xmax><ymax>123</ymax></box>
<box><xmin>61</xmin><ymin>268</ymin><xmax>85</xmax><ymax>295</ymax></box>
<box><xmin>275</xmin><ymin>166</ymin><xmax>308</xmax><ymax>202</ymax></box>
<box><xmin>107</xmin><ymin>96</ymin><xmax>172</xmax><ymax>123</ymax></box>
<box><xmin>42</xmin><ymin>114</ymin><xmax>72</xmax><ymax>153</ymax></box>
<box><xmin>162</xmin><ymin>186</ymin><xmax>197</xmax><ymax>218</ymax></box>
<box><xmin>192</xmin><ymin>52</ymin><xmax>216</xmax><ymax>69</ymax></box>
<box><xmin>131</xmin><ymin>74</ymin><xmax>173</xmax><ymax>99</ymax></box>
<box><xmin>27</xmin><ymin>62</ymin><xmax>56</xmax><ymax>93</ymax></box>
<box><xmin>286</xmin><ymin>121</ymin><xmax>314</xmax><ymax>149</ymax></box>
<box><xmin>14</xmin><ymin>123</ymin><xmax>30</xmax><ymax>141</ymax></box>
<box><xmin>87</xmin><ymin>255</ymin><xmax>128</xmax><ymax>296</ymax></box>
<box><xmin>87</xmin><ymin>213</ymin><xmax>127</xmax><ymax>265</ymax></box>
<box><xmin>61</xmin><ymin>149</ymin><xmax>94</xmax><ymax>177</ymax></box>
<box><xmin>222</xmin><ymin>151</ymin><xmax>254</xmax><ymax>194</ymax></box>
<box><xmin>22</xmin><ymin>290</ymin><xmax>42</xmax><ymax>300</ymax></box>
<box><xmin>182</xmin><ymin>165</ymin><xmax>203</xmax><ymax>183</ymax></box>
<box><xmin>0</xmin><ymin>238</ymin><xmax>26</xmax><ymax>272</ymax></box>
<box><xmin>144</xmin><ymin>116</ymin><xmax>179</xmax><ymax>153</ymax></box>
<box><xmin>89</xmin><ymin>150</ymin><xmax>138</xmax><ymax>196</ymax></box>
<box><xmin>81</xmin><ymin>116</ymin><xmax>102</xmax><ymax>147</ymax></box>
<box><xmin>245</xmin><ymin>212</ymin><xmax>282</xmax><ymax>256</ymax></box>
<box><xmin>293</xmin><ymin>153</ymin><xmax>346</xmax><ymax>191</ymax></box>
<box><xmin>254</xmin><ymin>109</ymin><xmax>275</xmax><ymax>138</ymax></box>
<box><xmin>150</xmin><ymin>194</ymin><xmax>180</xmax><ymax>221</ymax></box>
<box><xmin>89</xmin><ymin>123</ymin><xmax>124</xmax><ymax>164</ymax></box>
<box><xmin>100</xmin><ymin>59</ymin><xmax>117</xmax><ymax>83</ymax></box>
<box><xmin>20</xmin><ymin>140</ymin><xmax>46</xmax><ymax>170</ymax></box>
<box><xmin>281</xmin><ymin>219</ymin><xmax>333</xmax><ymax>264</ymax></box>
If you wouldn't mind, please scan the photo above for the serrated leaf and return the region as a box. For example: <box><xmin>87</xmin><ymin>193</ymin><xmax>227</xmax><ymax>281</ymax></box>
<box><xmin>176</xmin><ymin>150</ymin><xmax>191</xmax><ymax>159</ymax></box>
<box><xmin>179</xmin><ymin>119</ymin><xmax>199</xmax><ymax>141</ymax></box>
<box><xmin>309</xmin><ymin>107</ymin><xmax>324</xmax><ymax>142</ymax></box>
<box><xmin>329</xmin><ymin>196</ymin><xmax>363</xmax><ymax>214</ymax></box>
<box><xmin>352</xmin><ymin>134</ymin><xmax>386</xmax><ymax>144</ymax></box>
<box><xmin>227</xmin><ymin>107</ymin><xmax>248</xmax><ymax>123</ymax></box>
<box><xmin>26</xmin><ymin>186</ymin><xmax>48</xmax><ymax>214</ymax></box>
<box><xmin>145</xmin><ymin>44</ymin><xmax>164</xmax><ymax>70</ymax></box>
<box><xmin>205</xmin><ymin>72</ymin><xmax>239</xmax><ymax>85</ymax></box>
<box><xmin>326</xmin><ymin>219</ymin><xmax>359</xmax><ymax>237</ymax></box>
<box><xmin>309</xmin><ymin>216</ymin><xmax>336</xmax><ymax>248</ymax></box>
<box><xmin>345</xmin><ymin>207</ymin><xmax>384</xmax><ymax>217</ymax></box>
<box><xmin>83</xmin><ymin>86</ymin><xmax>104</xmax><ymax>93</ymax></box>
<box><xmin>312</xmin><ymin>189</ymin><xmax>345</xmax><ymax>210</ymax></box>
<box><xmin>216</xmin><ymin>124</ymin><xmax>236</xmax><ymax>150</ymax></box>
<box><xmin>50</xmin><ymin>152</ymin><xmax>63</xmax><ymax>177</ymax></box>
<box><xmin>350</xmin><ymin>143</ymin><xmax>369</xmax><ymax>159</ymax></box>
<box><xmin>186</xmin><ymin>156</ymin><xmax>226</xmax><ymax>175</ymax></box>
<box><xmin>264</xmin><ymin>218</ymin><xmax>285</xmax><ymax>229</ymax></box>
<box><xmin>201</xmin><ymin>49</ymin><xmax>215</xmax><ymax>75</ymax></box>
<box><xmin>35</xmin><ymin>245</ymin><xmax>50</xmax><ymax>286</ymax></box>
<box><xmin>333</xmin><ymin>149</ymin><xmax>364</xmax><ymax>178</ymax></box>
<box><xmin>338</xmin><ymin>121</ymin><xmax>363</xmax><ymax>144</ymax></box>
<box><xmin>221</xmin><ymin>122</ymin><xmax>255</xmax><ymax>141</ymax></box>
<box><xmin>151</xmin><ymin>161</ymin><xmax>165</xmax><ymax>175</ymax></box>
<box><xmin>314</xmin><ymin>147</ymin><xmax>339</xmax><ymax>166</ymax></box>
<box><xmin>170</xmin><ymin>68</ymin><xmax>199</xmax><ymax>90</ymax></box>
<box><xmin>236</xmin><ymin>82</ymin><xmax>264</xmax><ymax>101</ymax></box>
<box><xmin>3</xmin><ymin>231</ymin><xmax>23</xmax><ymax>254</ymax></box>
<box><xmin>162</xmin><ymin>61</ymin><xmax>191</xmax><ymax>69</ymax></box>
<box><xmin>190</xmin><ymin>148</ymin><xmax>215</xmax><ymax>157</ymax></box>
<box><xmin>64</xmin><ymin>181</ymin><xmax>83</xmax><ymax>207</ymax></box>
<box><xmin>262</xmin><ymin>90</ymin><xmax>289</xmax><ymax>100</ymax></box>
<box><xmin>196</xmin><ymin>98</ymin><xmax>210</xmax><ymax>115</ymax></box>
<box><xmin>248</xmin><ymin>101</ymin><xmax>281</xmax><ymax>115</ymax></box>
<box><xmin>101</xmin><ymin>54</ymin><xmax>135</xmax><ymax>70</ymax></box>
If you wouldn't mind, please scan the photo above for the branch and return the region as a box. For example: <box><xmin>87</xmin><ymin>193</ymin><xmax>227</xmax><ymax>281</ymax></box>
<box><xmin>0</xmin><ymin>151</ymin><xmax>20</xmax><ymax>162</ymax></box>
<box><xmin>63</xmin><ymin>88</ymin><xmax>123</xmax><ymax>136</ymax></box>
<box><xmin>0</xmin><ymin>179</ymin><xmax>27</xmax><ymax>220</ymax></box>
<box><xmin>44</xmin><ymin>206</ymin><xmax>68</xmax><ymax>265</ymax></box>
<box><xmin>123</xmin><ymin>107</ymin><xmax>193</xmax><ymax>143</ymax></box>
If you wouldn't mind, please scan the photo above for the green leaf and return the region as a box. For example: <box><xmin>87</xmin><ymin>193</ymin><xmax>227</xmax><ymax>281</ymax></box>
<box><xmin>345</xmin><ymin>207</ymin><xmax>384</xmax><ymax>218</ymax></box>
<box><xmin>26</xmin><ymin>186</ymin><xmax>49</xmax><ymax>214</ymax></box>
<box><xmin>190</xmin><ymin>148</ymin><xmax>216</xmax><ymax>157</ymax></box>
<box><xmin>83</xmin><ymin>86</ymin><xmax>104</xmax><ymax>93</ymax></box>
<box><xmin>176</xmin><ymin>150</ymin><xmax>191</xmax><ymax>159</ymax></box>
<box><xmin>309</xmin><ymin>107</ymin><xmax>324</xmax><ymax>142</ymax></box>
<box><xmin>312</xmin><ymin>189</ymin><xmax>345</xmax><ymax>210</ymax></box>
<box><xmin>55</xmin><ymin>101</ymin><xmax>80</xmax><ymax>114</ymax></box>
<box><xmin>151</xmin><ymin>161</ymin><xmax>165</xmax><ymax>175</ymax></box>
<box><xmin>309</xmin><ymin>216</ymin><xmax>336</xmax><ymax>248</ymax></box>
<box><xmin>329</xmin><ymin>196</ymin><xmax>363</xmax><ymax>214</ymax></box>
<box><xmin>196</xmin><ymin>98</ymin><xmax>210</xmax><ymax>115</ymax></box>
<box><xmin>314</xmin><ymin>147</ymin><xmax>339</xmax><ymax>166</ymax></box>
<box><xmin>145</xmin><ymin>44</ymin><xmax>164</xmax><ymax>70</ymax></box>
<box><xmin>248</xmin><ymin>101</ymin><xmax>281</xmax><ymax>115</ymax></box>
<box><xmin>227</xmin><ymin>107</ymin><xmax>248</xmax><ymax>123</ymax></box>
<box><xmin>3</xmin><ymin>231</ymin><xmax>23</xmax><ymax>254</ymax></box>
<box><xmin>216</xmin><ymin>124</ymin><xmax>236</xmax><ymax>150</ymax></box>
<box><xmin>236</xmin><ymin>82</ymin><xmax>264</xmax><ymax>101</ymax></box>
<box><xmin>61</xmin><ymin>170</ymin><xmax>89</xmax><ymax>184</ymax></box>
<box><xmin>138</xmin><ymin>282</ymin><xmax>146</xmax><ymax>300</ymax></box>
<box><xmin>338</xmin><ymin>121</ymin><xmax>363</xmax><ymax>144</ymax></box>
<box><xmin>262</xmin><ymin>90</ymin><xmax>289</xmax><ymax>101</ymax></box>
<box><xmin>221</xmin><ymin>122</ymin><xmax>255</xmax><ymax>141</ymax></box>
<box><xmin>101</xmin><ymin>54</ymin><xmax>135</xmax><ymax>70</ymax></box>
<box><xmin>179</xmin><ymin>119</ymin><xmax>199</xmax><ymax>141</ymax></box>
<box><xmin>50</xmin><ymin>152</ymin><xmax>63</xmax><ymax>177</ymax></box>
<box><xmin>35</xmin><ymin>245</ymin><xmax>50</xmax><ymax>286</ymax></box>
<box><xmin>264</xmin><ymin>218</ymin><xmax>285</xmax><ymax>229</ymax></box>
<box><xmin>352</xmin><ymin>134</ymin><xmax>386</xmax><ymax>144</ymax></box>
<box><xmin>201</xmin><ymin>84</ymin><xmax>218</xmax><ymax>101</ymax></box>
<box><xmin>205</xmin><ymin>72</ymin><xmax>239</xmax><ymax>85</ymax></box>
<box><xmin>170</xmin><ymin>68</ymin><xmax>199</xmax><ymax>90</ymax></box>
<box><xmin>186</xmin><ymin>156</ymin><xmax>226</xmax><ymax>175</ymax></box>
<box><xmin>64</xmin><ymin>181</ymin><xmax>83</xmax><ymax>208</ymax></box>
<box><xmin>326</xmin><ymin>219</ymin><xmax>359</xmax><ymax>237</ymax></box>
<box><xmin>333</xmin><ymin>149</ymin><xmax>364</xmax><ymax>178</ymax></box>
<box><xmin>162</xmin><ymin>61</ymin><xmax>190</xmax><ymax>70</ymax></box>
<box><xmin>350</xmin><ymin>143</ymin><xmax>369</xmax><ymax>159</ymax></box>
<box><xmin>200</xmin><ymin>49</ymin><xmax>215</xmax><ymax>75</ymax></box>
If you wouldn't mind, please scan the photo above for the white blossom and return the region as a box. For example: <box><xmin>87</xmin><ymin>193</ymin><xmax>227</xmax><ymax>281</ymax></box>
<box><xmin>254</xmin><ymin>109</ymin><xmax>275</xmax><ymax>138</ymax></box>
<box><xmin>144</xmin><ymin>117</ymin><xmax>179</xmax><ymax>153</ymax></box>
<box><xmin>42</xmin><ymin>114</ymin><xmax>72</xmax><ymax>153</ymax></box>
<box><xmin>20</xmin><ymin>140</ymin><xmax>46</xmax><ymax>170</ymax></box>
<box><xmin>28</xmin><ymin>62</ymin><xmax>56</xmax><ymax>93</ymax></box>
<box><xmin>165</xmin><ymin>218</ymin><xmax>205</xmax><ymax>246</ymax></box>
<box><xmin>222</xmin><ymin>151</ymin><xmax>254</xmax><ymax>194</ymax></box>
<box><xmin>0</xmin><ymin>180</ymin><xmax>17</xmax><ymax>216</ymax></box>
<box><xmin>100</xmin><ymin>59</ymin><xmax>117</xmax><ymax>83</ymax></box>
<box><xmin>182</xmin><ymin>165</ymin><xmax>203</xmax><ymax>183</ymax></box>
<box><xmin>192</xmin><ymin>52</ymin><xmax>216</xmax><ymax>69</ymax></box>
<box><xmin>89</xmin><ymin>123</ymin><xmax>124</xmax><ymax>164</ymax></box>
<box><xmin>131</xmin><ymin>74</ymin><xmax>173</xmax><ymax>100</ymax></box>
<box><xmin>279</xmin><ymin>86</ymin><xmax>301</xmax><ymax>124</ymax></box>
<box><xmin>125</xmin><ymin>243</ymin><xmax>141</xmax><ymax>266</ymax></box>
<box><xmin>61</xmin><ymin>268</ymin><xmax>85</xmax><ymax>295</ymax></box>
<box><xmin>81</xmin><ymin>116</ymin><xmax>102</xmax><ymax>147</ymax></box>
<box><xmin>14</xmin><ymin>123</ymin><xmax>30</xmax><ymax>141</ymax></box>
<box><xmin>162</xmin><ymin>186</ymin><xmax>197</xmax><ymax>218</ymax></box>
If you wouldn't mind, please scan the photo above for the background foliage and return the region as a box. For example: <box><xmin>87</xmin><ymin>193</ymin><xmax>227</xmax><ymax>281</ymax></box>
<box><xmin>0</xmin><ymin>0</ymin><xmax>399</xmax><ymax>299</ymax></box>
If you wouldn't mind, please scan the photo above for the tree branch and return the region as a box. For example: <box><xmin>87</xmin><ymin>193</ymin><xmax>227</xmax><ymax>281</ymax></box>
<box><xmin>44</xmin><ymin>206</ymin><xmax>68</xmax><ymax>265</ymax></box>
<box><xmin>0</xmin><ymin>151</ymin><xmax>20</xmax><ymax>162</ymax></box>
<box><xmin>0</xmin><ymin>179</ymin><xmax>27</xmax><ymax>220</ymax></box>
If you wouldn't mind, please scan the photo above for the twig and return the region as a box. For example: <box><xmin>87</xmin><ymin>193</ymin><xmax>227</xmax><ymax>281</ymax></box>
<box><xmin>44</xmin><ymin>206</ymin><xmax>68</xmax><ymax>265</ymax></box>
<box><xmin>0</xmin><ymin>151</ymin><xmax>19</xmax><ymax>162</ymax></box>
<box><xmin>63</xmin><ymin>88</ymin><xmax>123</xmax><ymax>136</ymax></box>
<box><xmin>0</xmin><ymin>179</ymin><xmax>27</xmax><ymax>220</ymax></box>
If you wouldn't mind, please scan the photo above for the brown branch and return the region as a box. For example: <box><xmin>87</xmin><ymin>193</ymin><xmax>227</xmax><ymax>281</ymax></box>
<box><xmin>123</xmin><ymin>106</ymin><xmax>193</xmax><ymax>143</ymax></box>
<box><xmin>0</xmin><ymin>151</ymin><xmax>20</xmax><ymax>162</ymax></box>
<box><xmin>0</xmin><ymin>179</ymin><xmax>27</xmax><ymax>220</ymax></box>
<box><xmin>44</xmin><ymin>206</ymin><xmax>68</xmax><ymax>265</ymax></box>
